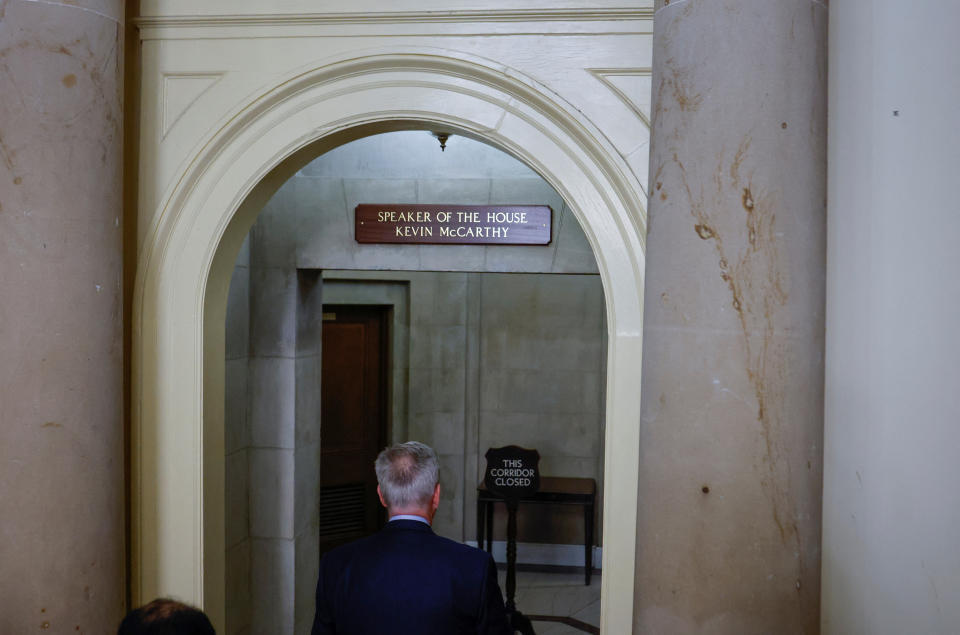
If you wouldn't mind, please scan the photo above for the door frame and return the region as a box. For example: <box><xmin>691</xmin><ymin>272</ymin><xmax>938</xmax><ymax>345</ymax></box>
<box><xmin>131</xmin><ymin>51</ymin><xmax>646</xmax><ymax>632</ymax></box>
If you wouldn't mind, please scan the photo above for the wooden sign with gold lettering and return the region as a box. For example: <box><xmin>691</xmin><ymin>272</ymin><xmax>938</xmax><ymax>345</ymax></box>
<box><xmin>355</xmin><ymin>204</ymin><xmax>551</xmax><ymax>245</ymax></box>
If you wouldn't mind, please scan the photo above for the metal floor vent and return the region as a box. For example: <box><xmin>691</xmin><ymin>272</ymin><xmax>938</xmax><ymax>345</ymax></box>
<box><xmin>319</xmin><ymin>483</ymin><xmax>366</xmax><ymax>537</ymax></box>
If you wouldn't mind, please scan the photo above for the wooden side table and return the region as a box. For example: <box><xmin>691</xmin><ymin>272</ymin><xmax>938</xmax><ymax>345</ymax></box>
<box><xmin>476</xmin><ymin>476</ymin><xmax>597</xmax><ymax>585</ymax></box>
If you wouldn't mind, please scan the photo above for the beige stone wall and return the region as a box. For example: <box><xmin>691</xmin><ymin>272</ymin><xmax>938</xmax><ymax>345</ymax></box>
<box><xmin>0</xmin><ymin>0</ymin><xmax>125</xmax><ymax>632</ymax></box>
<box><xmin>476</xmin><ymin>272</ymin><xmax>606</xmax><ymax>543</ymax></box>
<box><xmin>224</xmin><ymin>239</ymin><xmax>252</xmax><ymax>635</ymax></box>
<box><xmin>257</xmin><ymin>131</ymin><xmax>598</xmax><ymax>275</ymax></box>
<box><xmin>224</xmin><ymin>133</ymin><xmax>607</xmax><ymax>632</ymax></box>
<box><xmin>224</xmin><ymin>245</ymin><xmax>324</xmax><ymax>635</ymax></box>
<box><xmin>319</xmin><ymin>271</ymin><xmax>607</xmax><ymax>545</ymax></box>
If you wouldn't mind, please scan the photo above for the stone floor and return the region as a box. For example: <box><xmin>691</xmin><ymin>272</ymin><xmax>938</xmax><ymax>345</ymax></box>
<box><xmin>497</xmin><ymin>569</ymin><xmax>602</xmax><ymax>634</ymax></box>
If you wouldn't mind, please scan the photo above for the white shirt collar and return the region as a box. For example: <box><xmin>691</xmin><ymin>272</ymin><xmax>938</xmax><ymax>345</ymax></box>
<box><xmin>389</xmin><ymin>514</ymin><xmax>430</xmax><ymax>525</ymax></box>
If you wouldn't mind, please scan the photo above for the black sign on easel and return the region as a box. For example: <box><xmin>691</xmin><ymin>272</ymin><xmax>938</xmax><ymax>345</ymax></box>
<box><xmin>484</xmin><ymin>445</ymin><xmax>540</xmax><ymax>500</ymax></box>
<box><xmin>484</xmin><ymin>446</ymin><xmax>540</xmax><ymax>635</ymax></box>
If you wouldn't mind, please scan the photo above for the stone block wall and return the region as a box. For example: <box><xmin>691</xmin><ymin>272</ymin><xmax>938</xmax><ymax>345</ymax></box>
<box><xmin>224</xmin><ymin>238</ymin><xmax>251</xmax><ymax>635</ymax></box>
<box><xmin>319</xmin><ymin>270</ymin><xmax>606</xmax><ymax>546</ymax></box>
<box><xmin>477</xmin><ymin>273</ymin><xmax>606</xmax><ymax>543</ymax></box>
<box><xmin>224</xmin><ymin>131</ymin><xmax>606</xmax><ymax>633</ymax></box>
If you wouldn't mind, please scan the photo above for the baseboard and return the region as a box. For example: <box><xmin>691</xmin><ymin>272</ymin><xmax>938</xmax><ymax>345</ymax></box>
<box><xmin>465</xmin><ymin>540</ymin><xmax>602</xmax><ymax>569</ymax></box>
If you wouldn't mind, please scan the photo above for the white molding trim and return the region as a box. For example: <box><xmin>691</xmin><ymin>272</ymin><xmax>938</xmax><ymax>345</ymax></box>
<box><xmin>465</xmin><ymin>541</ymin><xmax>602</xmax><ymax>570</ymax></box>
<box><xmin>132</xmin><ymin>48</ymin><xmax>645</xmax><ymax>634</ymax></box>
<box><xmin>587</xmin><ymin>68</ymin><xmax>652</xmax><ymax>130</ymax></box>
<box><xmin>133</xmin><ymin>8</ymin><xmax>654</xmax><ymax>29</ymax></box>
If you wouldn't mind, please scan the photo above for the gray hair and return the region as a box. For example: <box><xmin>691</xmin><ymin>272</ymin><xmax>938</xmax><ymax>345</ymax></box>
<box><xmin>374</xmin><ymin>441</ymin><xmax>439</xmax><ymax>509</ymax></box>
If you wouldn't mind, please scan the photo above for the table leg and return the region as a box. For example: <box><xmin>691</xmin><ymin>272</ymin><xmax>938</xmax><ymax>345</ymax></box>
<box><xmin>585</xmin><ymin>501</ymin><xmax>594</xmax><ymax>586</ymax></box>
<box><xmin>477</xmin><ymin>497</ymin><xmax>485</xmax><ymax>552</ymax></box>
<box><xmin>486</xmin><ymin>501</ymin><xmax>494</xmax><ymax>552</ymax></box>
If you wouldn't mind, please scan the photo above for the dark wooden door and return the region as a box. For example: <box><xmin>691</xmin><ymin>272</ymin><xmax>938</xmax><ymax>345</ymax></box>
<box><xmin>318</xmin><ymin>305</ymin><xmax>389</xmax><ymax>554</ymax></box>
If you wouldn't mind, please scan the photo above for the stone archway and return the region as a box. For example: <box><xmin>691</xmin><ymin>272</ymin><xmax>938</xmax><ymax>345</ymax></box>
<box><xmin>132</xmin><ymin>51</ymin><xmax>646</xmax><ymax>632</ymax></box>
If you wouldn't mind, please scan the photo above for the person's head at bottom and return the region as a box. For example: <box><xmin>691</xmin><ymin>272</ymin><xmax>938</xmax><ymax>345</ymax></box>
<box><xmin>375</xmin><ymin>441</ymin><xmax>441</xmax><ymax>522</ymax></box>
<box><xmin>118</xmin><ymin>598</ymin><xmax>215</xmax><ymax>635</ymax></box>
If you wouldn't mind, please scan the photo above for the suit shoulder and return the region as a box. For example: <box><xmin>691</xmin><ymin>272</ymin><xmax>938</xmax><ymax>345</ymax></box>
<box><xmin>430</xmin><ymin>533</ymin><xmax>493</xmax><ymax>564</ymax></box>
<box><xmin>320</xmin><ymin>532</ymin><xmax>377</xmax><ymax>568</ymax></box>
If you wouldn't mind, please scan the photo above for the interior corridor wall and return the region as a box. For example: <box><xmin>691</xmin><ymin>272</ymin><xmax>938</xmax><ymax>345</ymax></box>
<box><xmin>320</xmin><ymin>271</ymin><xmax>606</xmax><ymax>545</ymax></box>
<box><xmin>223</xmin><ymin>132</ymin><xmax>606</xmax><ymax>634</ymax></box>
<box><xmin>224</xmin><ymin>239</ymin><xmax>251</xmax><ymax>635</ymax></box>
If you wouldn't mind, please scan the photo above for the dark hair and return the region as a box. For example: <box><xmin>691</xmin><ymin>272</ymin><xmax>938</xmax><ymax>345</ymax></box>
<box><xmin>118</xmin><ymin>598</ymin><xmax>215</xmax><ymax>635</ymax></box>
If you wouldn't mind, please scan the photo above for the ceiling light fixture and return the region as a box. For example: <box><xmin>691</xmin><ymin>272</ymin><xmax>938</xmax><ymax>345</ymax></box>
<box><xmin>431</xmin><ymin>131</ymin><xmax>451</xmax><ymax>152</ymax></box>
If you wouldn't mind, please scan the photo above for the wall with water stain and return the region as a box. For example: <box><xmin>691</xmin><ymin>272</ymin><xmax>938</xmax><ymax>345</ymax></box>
<box><xmin>0</xmin><ymin>1</ymin><xmax>125</xmax><ymax>633</ymax></box>
<box><xmin>638</xmin><ymin>0</ymin><xmax>826</xmax><ymax>632</ymax></box>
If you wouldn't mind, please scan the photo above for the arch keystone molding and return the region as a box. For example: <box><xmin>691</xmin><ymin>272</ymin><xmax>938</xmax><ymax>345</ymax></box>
<box><xmin>133</xmin><ymin>50</ymin><xmax>647</xmax><ymax>632</ymax></box>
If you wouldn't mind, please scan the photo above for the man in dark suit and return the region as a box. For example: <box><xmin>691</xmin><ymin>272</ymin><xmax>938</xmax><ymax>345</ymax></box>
<box><xmin>312</xmin><ymin>441</ymin><xmax>512</xmax><ymax>635</ymax></box>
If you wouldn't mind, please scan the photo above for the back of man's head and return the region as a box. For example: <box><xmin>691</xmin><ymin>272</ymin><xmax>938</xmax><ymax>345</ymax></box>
<box><xmin>118</xmin><ymin>598</ymin><xmax>215</xmax><ymax>635</ymax></box>
<box><xmin>375</xmin><ymin>441</ymin><xmax>439</xmax><ymax>509</ymax></box>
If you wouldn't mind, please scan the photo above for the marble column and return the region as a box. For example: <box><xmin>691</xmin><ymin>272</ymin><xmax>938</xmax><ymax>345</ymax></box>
<box><xmin>822</xmin><ymin>2</ymin><xmax>960</xmax><ymax>633</ymax></box>
<box><xmin>0</xmin><ymin>1</ymin><xmax>124</xmax><ymax>633</ymax></box>
<box><xmin>638</xmin><ymin>0</ymin><xmax>826</xmax><ymax>632</ymax></box>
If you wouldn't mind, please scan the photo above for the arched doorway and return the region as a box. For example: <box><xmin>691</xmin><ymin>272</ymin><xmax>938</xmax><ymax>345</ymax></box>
<box><xmin>131</xmin><ymin>52</ymin><xmax>646</xmax><ymax>632</ymax></box>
